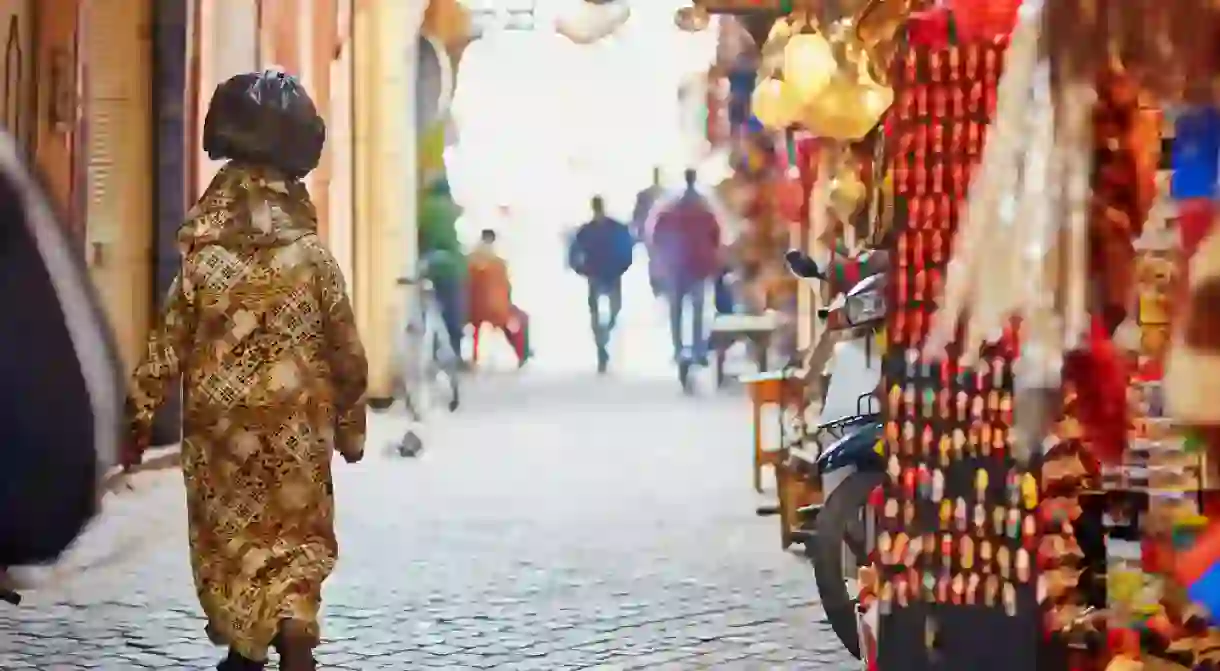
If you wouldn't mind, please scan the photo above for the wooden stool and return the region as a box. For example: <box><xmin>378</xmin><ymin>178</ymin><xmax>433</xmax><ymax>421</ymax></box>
<box><xmin>775</xmin><ymin>448</ymin><xmax>822</xmax><ymax>549</ymax></box>
<box><xmin>744</xmin><ymin>370</ymin><xmax>806</xmax><ymax>493</ymax></box>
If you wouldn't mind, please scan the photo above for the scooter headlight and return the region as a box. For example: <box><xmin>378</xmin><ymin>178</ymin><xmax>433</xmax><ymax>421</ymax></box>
<box><xmin>845</xmin><ymin>289</ymin><xmax>885</xmax><ymax>326</ymax></box>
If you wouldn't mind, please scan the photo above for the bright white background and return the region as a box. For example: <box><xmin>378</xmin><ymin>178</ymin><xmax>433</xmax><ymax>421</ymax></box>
<box><xmin>445</xmin><ymin>0</ymin><xmax>720</xmax><ymax>372</ymax></box>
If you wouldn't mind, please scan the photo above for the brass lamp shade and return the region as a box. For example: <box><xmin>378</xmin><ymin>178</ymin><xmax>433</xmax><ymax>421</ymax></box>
<box><xmin>751</xmin><ymin>77</ymin><xmax>801</xmax><ymax>130</ymax></box>
<box><xmin>799</xmin><ymin>22</ymin><xmax>893</xmax><ymax>141</ymax></box>
<box><xmin>829</xmin><ymin>165</ymin><xmax>867</xmax><ymax>221</ymax></box>
<box><xmin>782</xmin><ymin>33</ymin><xmax>836</xmax><ymax>102</ymax></box>
<box><xmin>803</xmin><ymin>80</ymin><xmax>892</xmax><ymax>140</ymax></box>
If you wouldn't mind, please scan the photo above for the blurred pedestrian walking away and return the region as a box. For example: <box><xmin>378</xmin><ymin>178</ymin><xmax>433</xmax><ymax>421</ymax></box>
<box><xmin>632</xmin><ymin>166</ymin><xmax>665</xmax><ymax>295</ymax></box>
<box><xmin>468</xmin><ymin>229</ymin><xmax>530</xmax><ymax>366</ymax></box>
<box><xmin>569</xmin><ymin>196</ymin><xmax>634</xmax><ymax>372</ymax></box>
<box><xmin>124</xmin><ymin>71</ymin><xmax>367</xmax><ymax>671</ymax></box>
<box><xmin>417</xmin><ymin>175</ymin><xmax>467</xmax><ymax>361</ymax></box>
<box><xmin>651</xmin><ymin>169</ymin><xmax>723</xmax><ymax>365</ymax></box>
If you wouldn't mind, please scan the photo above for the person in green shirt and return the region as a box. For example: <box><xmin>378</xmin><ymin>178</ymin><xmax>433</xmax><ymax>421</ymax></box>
<box><xmin>417</xmin><ymin>176</ymin><xmax>466</xmax><ymax>360</ymax></box>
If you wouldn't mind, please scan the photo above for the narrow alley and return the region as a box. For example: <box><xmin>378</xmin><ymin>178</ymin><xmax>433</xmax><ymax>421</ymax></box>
<box><xmin>0</xmin><ymin>372</ymin><xmax>850</xmax><ymax>669</ymax></box>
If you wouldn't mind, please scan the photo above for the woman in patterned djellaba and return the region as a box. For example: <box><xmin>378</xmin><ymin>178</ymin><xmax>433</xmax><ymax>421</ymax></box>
<box><xmin>124</xmin><ymin>71</ymin><xmax>367</xmax><ymax>671</ymax></box>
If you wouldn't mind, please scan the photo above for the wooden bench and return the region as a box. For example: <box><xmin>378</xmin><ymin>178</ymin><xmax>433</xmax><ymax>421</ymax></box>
<box><xmin>708</xmin><ymin>313</ymin><xmax>783</xmax><ymax>387</ymax></box>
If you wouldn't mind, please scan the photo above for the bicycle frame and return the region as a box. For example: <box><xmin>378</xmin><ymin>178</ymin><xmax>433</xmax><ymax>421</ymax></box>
<box><xmin>396</xmin><ymin>274</ymin><xmax>460</xmax><ymax>423</ymax></box>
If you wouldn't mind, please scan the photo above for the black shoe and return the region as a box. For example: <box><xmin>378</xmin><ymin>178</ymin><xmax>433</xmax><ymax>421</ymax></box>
<box><xmin>217</xmin><ymin>649</ymin><xmax>265</xmax><ymax>671</ymax></box>
<box><xmin>596</xmin><ymin>350</ymin><xmax>609</xmax><ymax>374</ymax></box>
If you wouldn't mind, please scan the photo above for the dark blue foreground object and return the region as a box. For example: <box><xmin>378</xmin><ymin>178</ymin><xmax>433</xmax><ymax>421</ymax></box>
<box><xmin>0</xmin><ymin>136</ymin><xmax>122</xmax><ymax>567</ymax></box>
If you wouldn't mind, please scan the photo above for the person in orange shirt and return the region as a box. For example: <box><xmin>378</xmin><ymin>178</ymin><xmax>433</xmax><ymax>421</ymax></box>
<box><xmin>466</xmin><ymin>229</ymin><xmax>530</xmax><ymax>366</ymax></box>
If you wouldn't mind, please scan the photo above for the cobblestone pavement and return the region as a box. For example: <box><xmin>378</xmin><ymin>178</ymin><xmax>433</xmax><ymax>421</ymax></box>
<box><xmin>0</xmin><ymin>372</ymin><xmax>853</xmax><ymax>669</ymax></box>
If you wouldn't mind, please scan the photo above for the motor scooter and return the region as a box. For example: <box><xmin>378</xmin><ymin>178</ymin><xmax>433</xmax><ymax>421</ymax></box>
<box><xmin>783</xmin><ymin>250</ymin><xmax>886</xmax><ymax>659</ymax></box>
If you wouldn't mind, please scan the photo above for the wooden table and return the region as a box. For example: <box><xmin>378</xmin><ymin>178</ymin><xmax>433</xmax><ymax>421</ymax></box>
<box><xmin>709</xmin><ymin>313</ymin><xmax>783</xmax><ymax>387</ymax></box>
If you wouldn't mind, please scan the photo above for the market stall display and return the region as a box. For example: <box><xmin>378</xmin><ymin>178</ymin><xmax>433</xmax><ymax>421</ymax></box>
<box><xmin>923</xmin><ymin>1</ymin><xmax>1220</xmax><ymax>669</ymax></box>
<box><xmin>680</xmin><ymin>0</ymin><xmax>1220</xmax><ymax>667</ymax></box>
<box><xmin>874</xmin><ymin>16</ymin><xmax>1049</xmax><ymax>669</ymax></box>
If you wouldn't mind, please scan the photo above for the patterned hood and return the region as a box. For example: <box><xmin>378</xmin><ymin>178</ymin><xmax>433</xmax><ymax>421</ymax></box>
<box><xmin>178</xmin><ymin>162</ymin><xmax>318</xmax><ymax>255</ymax></box>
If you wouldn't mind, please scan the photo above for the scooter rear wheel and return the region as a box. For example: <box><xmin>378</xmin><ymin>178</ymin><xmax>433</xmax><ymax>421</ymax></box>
<box><xmin>810</xmin><ymin>469</ymin><xmax>882</xmax><ymax>659</ymax></box>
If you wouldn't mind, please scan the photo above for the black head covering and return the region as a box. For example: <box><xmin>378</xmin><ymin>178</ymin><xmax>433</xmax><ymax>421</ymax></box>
<box><xmin>202</xmin><ymin>70</ymin><xmax>325</xmax><ymax>179</ymax></box>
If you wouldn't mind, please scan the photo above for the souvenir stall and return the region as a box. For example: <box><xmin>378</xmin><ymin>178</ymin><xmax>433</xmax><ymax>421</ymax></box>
<box><xmin>898</xmin><ymin>1</ymin><xmax>1220</xmax><ymax>670</ymax></box>
<box><xmin>861</xmin><ymin>2</ymin><xmax>1052</xmax><ymax>668</ymax></box>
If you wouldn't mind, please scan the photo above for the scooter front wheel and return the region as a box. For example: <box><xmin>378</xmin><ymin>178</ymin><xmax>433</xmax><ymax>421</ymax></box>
<box><xmin>810</xmin><ymin>469</ymin><xmax>882</xmax><ymax>659</ymax></box>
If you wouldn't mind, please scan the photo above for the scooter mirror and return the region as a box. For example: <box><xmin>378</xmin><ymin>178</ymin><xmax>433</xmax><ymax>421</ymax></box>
<box><xmin>785</xmin><ymin>249</ymin><xmax>822</xmax><ymax>279</ymax></box>
<box><xmin>842</xmin><ymin>274</ymin><xmax>887</xmax><ymax>328</ymax></box>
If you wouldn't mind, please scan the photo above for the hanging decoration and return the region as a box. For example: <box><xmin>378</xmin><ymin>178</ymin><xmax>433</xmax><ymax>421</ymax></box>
<box><xmin>674</xmin><ymin>5</ymin><xmax>711</xmax><ymax>32</ymax></box>
<box><xmin>421</xmin><ymin>0</ymin><xmax>472</xmax><ymax>59</ymax></box>
<box><xmin>750</xmin><ymin>77</ymin><xmax>801</xmax><ymax>129</ymax></box>
<box><xmin>828</xmin><ymin>151</ymin><xmax>866</xmax><ymax>222</ymax></box>
<box><xmin>924</xmin><ymin>5</ymin><xmax>1094</xmax><ymax>429</ymax></box>
<box><xmin>948</xmin><ymin>0</ymin><xmax>1020</xmax><ymax>42</ymax></box>
<box><xmin>754</xmin><ymin>12</ymin><xmax>893</xmax><ymax>141</ymax></box>
<box><xmin>554</xmin><ymin>0</ymin><xmax>631</xmax><ymax>45</ymax></box>
<box><xmin>781</xmin><ymin>27</ymin><xmax>836</xmax><ymax>102</ymax></box>
<box><xmin>854</xmin><ymin>0</ymin><xmax>919</xmax><ymax>84</ymax></box>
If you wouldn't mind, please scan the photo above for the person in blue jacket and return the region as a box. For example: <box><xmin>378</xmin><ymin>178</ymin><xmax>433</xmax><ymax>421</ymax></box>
<box><xmin>569</xmin><ymin>196</ymin><xmax>634</xmax><ymax>373</ymax></box>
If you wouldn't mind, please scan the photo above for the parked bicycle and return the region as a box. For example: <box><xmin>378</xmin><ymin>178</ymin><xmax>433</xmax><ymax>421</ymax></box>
<box><xmin>385</xmin><ymin>256</ymin><xmax>461</xmax><ymax>456</ymax></box>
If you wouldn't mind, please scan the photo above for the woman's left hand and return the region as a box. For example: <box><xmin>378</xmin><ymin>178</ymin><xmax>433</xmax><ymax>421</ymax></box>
<box><xmin>120</xmin><ymin>436</ymin><xmax>147</xmax><ymax>471</ymax></box>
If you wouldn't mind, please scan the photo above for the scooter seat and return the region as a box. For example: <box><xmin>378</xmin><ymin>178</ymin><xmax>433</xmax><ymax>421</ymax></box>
<box><xmin>815</xmin><ymin>422</ymin><xmax>883</xmax><ymax>474</ymax></box>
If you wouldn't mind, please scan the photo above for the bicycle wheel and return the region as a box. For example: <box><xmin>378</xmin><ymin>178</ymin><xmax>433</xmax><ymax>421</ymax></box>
<box><xmin>427</xmin><ymin>325</ymin><xmax>460</xmax><ymax>412</ymax></box>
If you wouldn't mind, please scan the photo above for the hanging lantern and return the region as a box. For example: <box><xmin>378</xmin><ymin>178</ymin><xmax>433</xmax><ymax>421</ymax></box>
<box><xmin>751</xmin><ymin>77</ymin><xmax>800</xmax><ymax>130</ymax></box>
<box><xmin>422</xmin><ymin>0</ymin><xmax>472</xmax><ymax>57</ymax></box>
<box><xmin>829</xmin><ymin>163</ymin><xmax>867</xmax><ymax>222</ymax></box>
<box><xmin>555</xmin><ymin>0</ymin><xmax>631</xmax><ymax>45</ymax></box>
<box><xmin>674</xmin><ymin>5</ymin><xmax>710</xmax><ymax>32</ymax></box>
<box><xmin>782</xmin><ymin>32</ymin><xmax>836</xmax><ymax>102</ymax></box>
<box><xmin>800</xmin><ymin>21</ymin><xmax>893</xmax><ymax>141</ymax></box>
<box><xmin>949</xmin><ymin>0</ymin><xmax>1021</xmax><ymax>40</ymax></box>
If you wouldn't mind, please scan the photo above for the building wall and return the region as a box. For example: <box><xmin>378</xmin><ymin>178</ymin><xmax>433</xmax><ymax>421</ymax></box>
<box><xmin>81</xmin><ymin>0</ymin><xmax>155</xmax><ymax>370</ymax></box>
<box><xmin>193</xmin><ymin>0</ymin><xmax>258</xmax><ymax>197</ymax></box>
<box><xmin>352</xmin><ymin>0</ymin><xmax>428</xmax><ymax>401</ymax></box>
<box><xmin>328</xmin><ymin>0</ymin><xmax>355</xmax><ymax>282</ymax></box>
<box><xmin>0</xmin><ymin>0</ymin><xmax>35</xmax><ymax>152</ymax></box>
<box><xmin>31</xmin><ymin>0</ymin><xmax>79</xmax><ymax>234</ymax></box>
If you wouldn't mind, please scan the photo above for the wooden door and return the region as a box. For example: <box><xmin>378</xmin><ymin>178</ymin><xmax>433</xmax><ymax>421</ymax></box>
<box><xmin>0</xmin><ymin>0</ymin><xmax>33</xmax><ymax>152</ymax></box>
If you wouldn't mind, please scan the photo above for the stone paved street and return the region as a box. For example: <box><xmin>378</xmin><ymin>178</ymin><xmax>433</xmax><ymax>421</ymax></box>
<box><xmin>0</xmin><ymin>371</ymin><xmax>853</xmax><ymax>669</ymax></box>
